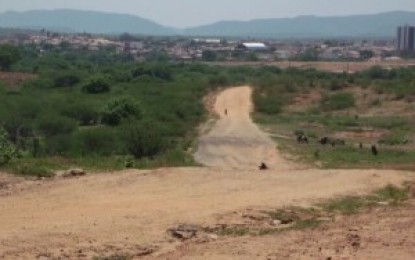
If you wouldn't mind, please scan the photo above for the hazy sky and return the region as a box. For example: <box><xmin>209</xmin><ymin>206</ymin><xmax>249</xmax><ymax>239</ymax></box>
<box><xmin>0</xmin><ymin>0</ymin><xmax>414</xmax><ymax>28</ymax></box>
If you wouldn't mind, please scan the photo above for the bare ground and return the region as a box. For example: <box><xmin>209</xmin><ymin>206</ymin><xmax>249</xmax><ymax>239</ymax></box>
<box><xmin>0</xmin><ymin>86</ymin><xmax>414</xmax><ymax>259</ymax></box>
<box><xmin>152</xmin><ymin>198</ymin><xmax>415</xmax><ymax>260</ymax></box>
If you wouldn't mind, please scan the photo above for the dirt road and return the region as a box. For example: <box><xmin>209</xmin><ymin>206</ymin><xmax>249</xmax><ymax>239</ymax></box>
<box><xmin>195</xmin><ymin>86</ymin><xmax>292</xmax><ymax>170</ymax></box>
<box><xmin>0</xmin><ymin>87</ymin><xmax>413</xmax><ymax>259</ymax></box>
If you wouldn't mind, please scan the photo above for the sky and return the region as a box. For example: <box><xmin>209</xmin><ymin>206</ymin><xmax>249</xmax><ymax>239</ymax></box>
<box><xmin>0</xmin><ymin>0</ymin><xmax>414</xmax><ymax>28</ymax></box>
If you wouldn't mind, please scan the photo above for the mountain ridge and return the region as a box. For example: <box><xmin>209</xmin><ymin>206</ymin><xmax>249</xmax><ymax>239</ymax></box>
<box><xmin>0</xmin><ymin>9</ymin><xmax>414</xmax><ymax>38</ymax></box>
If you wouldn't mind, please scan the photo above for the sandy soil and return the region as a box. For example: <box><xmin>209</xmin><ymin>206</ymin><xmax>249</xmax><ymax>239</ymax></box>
<box><xmin>0</xmin><ymin>86</ymin><xmax>413</xmax><ymax>259</ymax></box>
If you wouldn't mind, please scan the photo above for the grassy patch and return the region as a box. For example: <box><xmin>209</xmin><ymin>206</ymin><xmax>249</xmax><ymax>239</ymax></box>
<box><xmin>322</xmin><ymin>184</ymin><xmax>410</xmax><ymax>214</ymax></box>
<box><xmin>255</xmin><ymin>112</ymin><xmax>415</xmax><ymax>170</ymax></box>
<box><xmin>7</xmin><ymin>159</ymin><xmax>56</xmax><ymax>177</ymax></box>
<box><xmin>321</xmin><ymin>92</ymin><xmax>356</xmax><ymax>111</ymax></box>
<box><xmin>293</xmin><ymin>219</ymin><xmax>321</xmax><ymax>229</ymax></box>
<box><xmin>375</xmin><ymin>184</ymin><xmax>409</xmax><ymax>204</ymax></box>
<box><xmin>216</xmin><ymin>226</ymin><xmax>250</xmax><ymax>237</ymax></box>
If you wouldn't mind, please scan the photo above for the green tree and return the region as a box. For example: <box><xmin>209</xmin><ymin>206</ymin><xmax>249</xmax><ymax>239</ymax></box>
<box><xmin>0</xmin><ymin>44</ymin><xmax>21</xmax><ymax>71</ymax></box>
<box><xmin>101</xmin><ymin>98</ymin><xmax>143</xmax><ymax>126</ymax></box>
<box><xmin>0</xmin><ymin>127</ymin><xmax>17</xmax><ymax>166</ymax></box>
<box><xmin>82</xmin><ymin>76</ymin><xmax>111</xmax><ymax>94</ymax></box>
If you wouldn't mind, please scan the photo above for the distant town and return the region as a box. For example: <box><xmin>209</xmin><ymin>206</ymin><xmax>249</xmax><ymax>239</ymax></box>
<box><xmin>0</xmin><ymin>25</ymin><xmax>414</xmax><ymax>63</ymax></box>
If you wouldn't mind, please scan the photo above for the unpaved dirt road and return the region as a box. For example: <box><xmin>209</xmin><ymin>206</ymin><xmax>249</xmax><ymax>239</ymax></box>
<box><xmin>0</xmin><ymin>87</ymin><xmax>413</xmax><ymax>259</ymax></box>
<box><xmin>195</xmin><ymin>86</ymin><xmax>292</xmax><ymax>170</ymax></box>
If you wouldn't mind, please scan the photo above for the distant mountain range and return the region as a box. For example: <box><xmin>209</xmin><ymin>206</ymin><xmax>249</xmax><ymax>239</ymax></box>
<box><xmin>0</xmin><ymin>9</ymin><xmax>175</xmax><ymax>35</ymax></box>
<box><xmin>0</xmin><ymin>9</ymin><xmax>415</xmax><ymax>38</ymax></box>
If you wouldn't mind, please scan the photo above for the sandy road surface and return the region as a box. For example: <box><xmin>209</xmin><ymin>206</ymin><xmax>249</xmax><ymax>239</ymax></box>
<box><xmin>195</xmin><ymin>86</ymin><xmax>292</xmax><ymax>170</ymax></box>
<box><xmin>0</xmin><ymin>87</ymin><xmax>413</xmax><ymax>259</ymax></box>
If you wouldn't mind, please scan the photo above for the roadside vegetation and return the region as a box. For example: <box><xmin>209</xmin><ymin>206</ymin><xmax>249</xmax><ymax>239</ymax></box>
<box><xmin>252</xmin><ymin>66</ymin><xmax>415</xmax><ymax>170</ymax></box>
<box><xmin>0</xmin><ymin>42</ymin><xmax>414</xmax><ymax>175</ymax></box>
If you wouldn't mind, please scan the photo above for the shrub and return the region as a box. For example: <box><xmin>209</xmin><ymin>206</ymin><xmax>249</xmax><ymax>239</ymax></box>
<box><xmin>366</xmin><ymin>66</ymin><xmax>389</xmax><ymax>79</ymax></box>
<box><xmin>36</xmin><ymin>114</ymin><xmax>77</xmax><ymax>137</ymax></box>
<box><xmin>101</xmin><ymin>98</ymin><xmax>143</xmax><ymax>126</ymax></box>
<box><xmin>82</xmin><ymin>76</ymin><xmax>110</xmax><ymax>94</ymax></box>
<box><xmin>321</xmin><ymin>93</ymin><xmax>355</xmax><ymax>111</ymax></box>
<box><xmin>131</xmin><ymin>64</ymin><xmax>172</xmax><ymax>81</ymax></box>
<box><xmin>44</xmin><ymin>134</ymin><xmax>74</xmax><ymax>156</ymax></box>
<box><xmin>54</xmin><ymin>73</ymin><xmax>81</xmax><ymax>88</ymax></box>
<box><xmin>125</xmin><ymin>120</ymin><xmax>166</xmax><ymax>159</ymax></box>
<box><xmin>0</xmin><ymin>44</ymin><xmax>21</xmax><ymax>71</ymax></box>
<box><xmin>61</xmin><ymin>103</ymin><xmax>99</xmax><ymax>126</ymax></box>
<box><xmin>0</xmin><ymin>127</ymin><xmax>17</xmax><ymax>166</ymax></box>
<box><xmin>12</xmin><ymin>161</ymin><xmax>54</xmax><ymax>178</ymax></box>
<box><xmin>379</xmin><ymin>132</ymin><xmax>409</xmax><ymax>146</ymax></box>
<box><xmin>74</xmin><ymin>128</ymin><xmax>120</xmax><ymax>156</ymax></box>
<box><xmin>254</xmin><ymin>95</ymin><xmax>283</xmax><ymax>115</ymax></box>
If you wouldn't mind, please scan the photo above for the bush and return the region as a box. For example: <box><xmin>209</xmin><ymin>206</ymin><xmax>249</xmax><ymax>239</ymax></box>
<box><xmin>101</xmin><ymin>98</ymin><xmax>143</xmax><ymax>126</ymax></box>
<box><xmin>0</xmin><ymin>127</ymin><xmax>17</xmax><ymax>166</ymax></box>
<box><xmin>74</xmin><ymin>128</ymin><xmax>120</xmax><ymax>156</ymax></box>
<box><xmin>36</xmin><ymin>114</ymin><xmax>77</xmax><ymax>137</ymax></box>
<box><xmin>82</xmin><ymin>76</ymin><xmax>110</xmax><ymax>94</ymax></box>
<box><xmin>12</xmin><ymin>161</ymin><xmax>54</xmax><ymax>178</ymax></box>
<box><xmin>125</xmin><ymin>120</ymin><xmax>166</xmax><ymax>159</ymax></box>
<box><xmin>44</xmin><ymin>134</ymin><xmax>74</xmax><ymax>156</ymax></box>
<box><xmin>379</xmin><ymin>132</ymin><xmax>409</xmax><ymax>146</ymax></box>
<box><xmin>321</xmin><ymin>92</ymin><xmax>355</xmax><ymax>111</ymax></box>
<box><xmin>0</xmin><ymin>44</ymin><xmax>21</xmax><ymax>71</ymax></box>
<box><xmin>131</xmin><ymin>64</ymin><xmax>172</xmax><ymax>81</ymax></box>
<box><xmin>254</xmin><ymin>95</ymin><xmax>283</xmax><ymax>115</ymax></box>
<box><xmin>61</xmin><ymin>103</ymin><xmax>99</xmax><ymax>126</ymax></box>
<box><xmin>54</xmin><ymin>73</ymin><xmax>81</xmax><ymax>88</ymax></box>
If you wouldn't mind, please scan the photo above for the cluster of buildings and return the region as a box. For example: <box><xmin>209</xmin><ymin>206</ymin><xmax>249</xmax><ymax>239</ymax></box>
<box><xmin>0</xmin><ymin>25</ymin><xmax>413</xmax><ymax>62</ymax></box>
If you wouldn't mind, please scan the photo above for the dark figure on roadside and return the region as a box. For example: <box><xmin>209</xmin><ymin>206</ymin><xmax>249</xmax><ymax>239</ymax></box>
<box><xmin>224</xmin><ymin>109</ymin><xmax>228</xmax><ymax>116</ymax></box>
<box><xmin>297</xmin><ymin>134</ymin><xmax>309</xmax><ymax>144</ymax></box>
<box><xmin>359</xmin><ymin>142</ymin><xmax>363</xmax><ymax>149</ymax></box>
<box><xmin>371</xmin><ymin>145</ymin><xmax>378</xmax><ymax>156</ymax></box>
<box><xmin>320</xmin><ymin>137</ymin><xmax>329</xmax><ymax>145</ymax></box>
<box><xmin>259</xmin><ymin>162</ymin><xmax>268</xmax><ymax>170</ymax></box>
